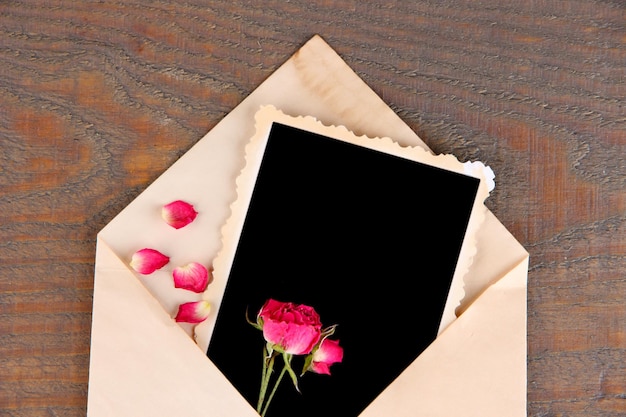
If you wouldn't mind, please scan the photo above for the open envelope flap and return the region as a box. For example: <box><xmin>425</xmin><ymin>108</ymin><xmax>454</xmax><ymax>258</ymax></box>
<box><xmin>88</xmin><ymin>237</ymin><xmax>258</xmax><ymax>417</ymax></box>
<box><xmin>361</xmin><ymin>255</ymin><xmax>529</xmax><ymax>417</ymax></box>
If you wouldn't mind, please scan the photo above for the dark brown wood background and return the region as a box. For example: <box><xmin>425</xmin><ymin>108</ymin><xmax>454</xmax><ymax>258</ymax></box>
<box><xmin>1</xmin><ymin>1</ymin><xmax>624</xmax><ymax>416</ymax></box>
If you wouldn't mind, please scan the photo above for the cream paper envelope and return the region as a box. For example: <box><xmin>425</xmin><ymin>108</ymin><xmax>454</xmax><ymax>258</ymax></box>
<box><xmin>88</xmin><ymin>35</ymin><xmax>528</xmax><ymax>417</ymax></box>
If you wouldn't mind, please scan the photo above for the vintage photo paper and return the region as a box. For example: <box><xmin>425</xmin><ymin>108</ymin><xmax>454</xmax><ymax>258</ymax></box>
<box><xmin>204</xmin><ymin>106</ymin><xmax>491</xmax><ymax>416</ymax></box>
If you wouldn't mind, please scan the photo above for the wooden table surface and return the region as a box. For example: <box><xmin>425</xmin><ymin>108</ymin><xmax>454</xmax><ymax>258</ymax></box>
<box><xmin>1</xmin><ymin>1</ymin><xmax>624</xmax><ymax>416</ymax></box>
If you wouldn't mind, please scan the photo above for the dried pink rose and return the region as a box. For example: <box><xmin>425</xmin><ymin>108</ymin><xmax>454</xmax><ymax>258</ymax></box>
<box><xmin>249</xmin><ymin>299</ymin><xmax>340</xmax><ymax>415</ymax></box>
<box><xmin>161</xmin><ymin>200</ymin><xmax>198</xmax><ymax>229</ymax></box>
<box><xmin>307</xmin><ymin>338</ymin><xmax>344</xmax><ymax>375</ymax></box>
<box><xmin>174</xmin><ymin>300</ymin><xmax>211</xmax><ymax>323</ymax></box>
<box><xmin>173</xmin><ymin>262</ymin><xmax>211</xmax><ymax>293</ymax></box>
<box><xmin>258</xmin><ymin>298</ymin><xmax>322</xmax><ymax>355</ymax></box>
<box><xmin>129</xmin><ymin>248</ymin><xmax>170</xmax><ymax>274</ymax></box>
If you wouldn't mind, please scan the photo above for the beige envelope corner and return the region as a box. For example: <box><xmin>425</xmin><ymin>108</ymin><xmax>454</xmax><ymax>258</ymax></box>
<box><xmin>88</xmin><ymin>34</ymin><xmax>528</xmax><ymax>416</ymax></box>
<box><xmin>88</xmin><ymin>237</ymin><xmax>258</xmax><ymax>417</ymax></box>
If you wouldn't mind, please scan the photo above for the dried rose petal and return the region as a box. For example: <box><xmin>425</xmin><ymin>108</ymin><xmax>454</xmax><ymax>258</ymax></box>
<box><xmin>161</xmin><ymin>200</ymin><xmax>198</xmax><ymax>229</ymax></box>
<box><xmin>174</xmin><ymin>300</ymin><xmax>211</xmax><ymax>323</ymax></box>
<box><xmin>129</xmin><ymin>248</ymin><xmax>170</xmax><ymax>274</ymax></box>
<box><xmin>173</xmin><ymin>262</ymin><xmax>211</xmax><ymax>293</ymax></box>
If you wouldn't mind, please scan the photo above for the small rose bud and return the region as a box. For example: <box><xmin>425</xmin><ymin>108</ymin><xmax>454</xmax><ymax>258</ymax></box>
<box><xmin>173</xmin><ymin>262</ymin><xmax>211</xmax><ymax>293</ymax></box>
<box><xmin>129</xmin><ymin>248</ymin><xmax>170</xmax><ymax>274</ymax></box>
<box><xmin>174</xmin><ymin>300</ymin><xmax>211</xmax><ymax>323</ymax></box>
<box><xmin>162</xmin><ymin>200</ymin><xmax>198</xmax><ymax>229</ymax></box>
<box><xmin>307</xmin><ymin>338</ymin><xmax>344</xmax><ymax>375</ymax></box>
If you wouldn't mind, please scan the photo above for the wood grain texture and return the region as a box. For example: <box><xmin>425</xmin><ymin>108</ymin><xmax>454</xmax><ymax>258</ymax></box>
<box><xmin>1</xmin><ymin>0</ymin><xmax>624</xmax><ymax>416</ymax></box>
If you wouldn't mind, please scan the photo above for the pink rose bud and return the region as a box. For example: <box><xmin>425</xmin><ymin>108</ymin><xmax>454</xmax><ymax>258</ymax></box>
<box><xmin>174</xmin><ymin>300</ymin><xmax>211</xmax><ymax>323</ymax></box>
<box><xmin>173</xmin><ymin>262</ymin><xmax>211</xmax><ymax>293</ymax></box>
<box><xmin>161</xmin><ymin>200</ymin><xmax>198</xmax><ymax>229</ymax></box>
<box><xmin>309</xmin><ymin>338</ymin><xmax>344</xmax><ymax>375</ymax></box>
<box><xmin>129</xmin><ymin>248</ymin><xmax>170</xmax><ymax>274</ymax></box>
<box><xmin>258</xmin><ymin>299</ymin><xmax>322</xmax><ymax>355</ymax></box>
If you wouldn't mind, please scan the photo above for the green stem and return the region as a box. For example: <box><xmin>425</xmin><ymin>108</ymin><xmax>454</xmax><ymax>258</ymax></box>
<box><xmin>257</xmin><ymin>348</ymin><xmax>275</xmax><ymax>412</ymax></box>
<box><xmin>260</xmin><ymin>364</ymin><xmax>288</xmax><ymax>417</ymax></box>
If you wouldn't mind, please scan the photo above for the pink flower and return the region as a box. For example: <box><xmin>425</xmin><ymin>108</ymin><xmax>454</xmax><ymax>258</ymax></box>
<box><xmin>162</xmin><ymin>200</ymin><xmax>198</xmax><ymax>229</ymax></box>
<box><xmin>258</xmin><ymin>299</ymin><xmax>322</xmax><ymax>355</ymax></box>
<box><xmin>174</xmin><ymin>300</ymin><xmax>211</xmax><ymax>323</ymax></box>
<box><xmin>173</xmin><ymin>262</ymin><xmax>211</xmax><ymax>293</ymax></box>
<box><xmin>250</xmin><ymin>299</ymin><xmax>341</xmax><ymax>415</ymax></box>
<box><xmin>308</xmin><ymin>338</ymin><xmax>343</xmax><ymax>375</ymax></box>
<box><xmin>129</xmin><ymin>248</ymin><xmax>170</xmax><ymax>274</ymax></box>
